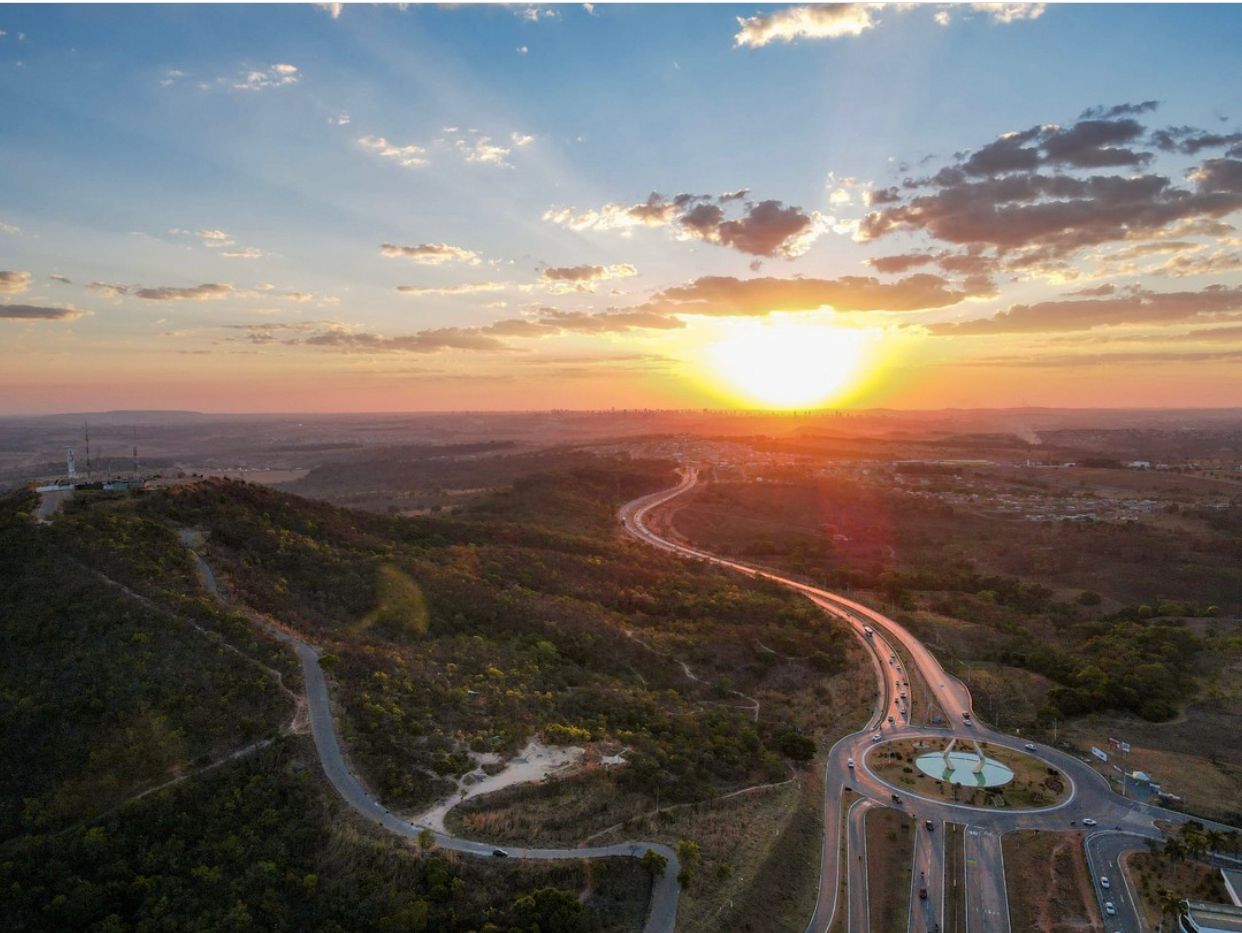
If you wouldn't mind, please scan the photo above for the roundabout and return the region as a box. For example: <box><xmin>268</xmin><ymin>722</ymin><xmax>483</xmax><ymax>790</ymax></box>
<box><xmin>865</xmin><ymin>738</ymin><xmax>1072</xmax><ymax>810</ymax></box>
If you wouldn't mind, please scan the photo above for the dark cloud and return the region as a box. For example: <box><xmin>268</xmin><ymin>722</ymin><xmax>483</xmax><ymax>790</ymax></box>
<box><xmin>545</xmin><ymin>191</ymin><xmax>823</xmax><ymax>258</ymax></box>
<box><xmin>133</xmin><ymin>283</ymin><xmax>234</xmax><ymax>301</ymax></box>
<box><xmin>961</xmin><ymin>126</ymin><xmax>1042</xmax><ymax>176</ymax></box>
<box><xmin>301</xmin><ymin>327</ymin><xmax>509</xmax><ymax>353</ymax></box>
<box><xmin>868</xmin><ymin>253</ymin><xmax>939</xmax><ymax>274</ymax></box>
<box><xmin>1079</xmin><ymin>101</ymin><xmax>1159</xmax><ymax>120</ymax></box>
<box><xmin>928</xmin><ymin>284</ymin><xmax>1242</xmax><ymax>335</ymax></box>
<box><xmin>539</xmin><ymin>263</ymin><xmax>637</xmax><ymax>283</ymax></box>
<box><xmin>1040</xmin><ymin>119</ymin><xmax>1150</xmax><ymax>169</ymax></box>
<box><xmin>1150</xmin><ymin>126</ymin><xmax>1242</xmax><ymax>155</ymax></box>
<box><xmin>643</xmin><ymin>272</ymin><xmax>991</xmax><ymax>318</ymax></box>
<box><xmin>862</xmin><ymin>171</ymin><xmax>1242</xmax><ymax>257</ymax></box>
<box><xmin>1191</xmin><ymin>158</ymin><xmax>1242</xmax><ymax>194</ymax></box>
<box><xmin>0</xmin><ymin>303</ymin><xmax>86</xmax><ymax>320</ymax></box>
<box><xmin>714</xmin><ymin>200</ymin><xmax>820</xmax><ymax>257</ymax></box>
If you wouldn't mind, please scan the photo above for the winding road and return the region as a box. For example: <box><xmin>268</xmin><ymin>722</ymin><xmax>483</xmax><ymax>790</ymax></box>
<box><xmin>619</xmin><ymin>466</ymin><xmax>1240</xmax><ymax>933</ymax></box>
<box><xmin>182</xmin><ymin>536</ymin><xmax>681</xmax><ymax>933</ymax></box>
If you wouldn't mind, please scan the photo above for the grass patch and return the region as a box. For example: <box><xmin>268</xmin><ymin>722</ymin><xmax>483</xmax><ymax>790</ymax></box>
<box><xmin>1002</xmin><ymin>830</ymin><xmax>1099</xmax><ymax>932</ymax></box>
<box><xmin>1128</xmin><ymin>850</ymin><xmax>1231</xmax><ymax>929</ymax></box>
<box><xmin>865</xmin><ymin>806</ymin><xmax>914</xmax><ymax>932</ymax></box>
<box><xmin>868</xmin><ymin>738</ymin><xmax>1069</xmax><ymax>810</ymax></box>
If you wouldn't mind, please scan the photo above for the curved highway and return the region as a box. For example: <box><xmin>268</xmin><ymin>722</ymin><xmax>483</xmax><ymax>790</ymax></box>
<box><xmin>620</xmin><ymin>467</ymin><xmax>1239</xmax><ymax>933</ymax></box>
<box><xmin>185</xmin><ymin>542</ymin><xmax>681</xmax><ymax>933</ymax></box>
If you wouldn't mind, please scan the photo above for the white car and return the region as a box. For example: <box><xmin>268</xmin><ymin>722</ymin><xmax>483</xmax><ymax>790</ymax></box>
<box><xmin>1024</xmin><ymin>743</ymin><xmax>1037</xmax><ymax>750</ymax></box>
<box><xmin>872</xmin><ymin>733</ymin><xmax>882</xmax><ymax>742</ymax></box>
<box><xmin>1082</xmin><ymin>818</ymin><xmax>1098</xmax><ymax>826</ymax></box>
<box><xmin>1100</xmin><ymin>876</ymin><xmax>1110</xmax><ymax>889</ymax></box>
<box><xmin>1104</xmin><ymin>902</ymin><xmax>1116</xmax><ymax>916</ymax></box>
<box><xmin>847</xmin><ymin>757</ymin><xmax>855</xmax><ymax>768</ymax></box>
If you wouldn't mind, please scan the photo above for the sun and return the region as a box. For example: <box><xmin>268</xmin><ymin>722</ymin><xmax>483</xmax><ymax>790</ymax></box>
<box><xmin>706</xmin><ymin>318</ymin><xmax>870</xmax><ymax>408</ymax></box>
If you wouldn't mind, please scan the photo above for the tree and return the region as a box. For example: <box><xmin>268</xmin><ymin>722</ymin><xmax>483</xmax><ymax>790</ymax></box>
<box><xmin>417</xmin><ymin>828</ymin><xmax>436</xmax><ymax>851</ymax></box>
<box><xmin>641</xmin><ymin>848</ymin><xmax>667</xmax><ymax>879</ymax></box>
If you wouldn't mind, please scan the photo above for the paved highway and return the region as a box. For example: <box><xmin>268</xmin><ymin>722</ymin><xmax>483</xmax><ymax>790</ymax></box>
<box><xmin>185</xmin><ymin>541</ymin><xmax>682</xmax><ymax>933</ymax></box>
<box><xmin>620</xmin><ymin>467</ymin><xmax>1239</xmax><ymax>933</ymax></box>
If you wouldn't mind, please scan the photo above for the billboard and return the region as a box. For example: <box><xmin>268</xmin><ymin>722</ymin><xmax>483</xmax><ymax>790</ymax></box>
<box><xmin>1091</xmin><ymin>746</ymin><xmax>1109</xmax><ymax>762</ymax></box>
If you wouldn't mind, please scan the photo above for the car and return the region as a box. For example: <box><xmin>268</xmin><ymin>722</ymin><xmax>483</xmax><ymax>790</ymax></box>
<box><xmin>891</xmin><ymin>793</ymin><xmax>901</xmax><ymax>804</ymax></box>
<box><xmin>919</xmin><ymin>887</ymin><xmax>928</xmax><ymax>900</ymax></box>
<box><xmin>1082</xmin><ymin>818</ymin><xmax>1098</xmax><ymax>826</ymax></box>
<box><xmin>1024</xmin><ymin>743</ymin><xmax>1037</xmax><ymax>750</ymax></box>
<box><xmin>888</xmin><ymin>715</ymin><xmax>895</xmax><ymax>724</ymax></box>
<box><xmin>1100</xmin><ymin>876</ymin><xmax>1110</xmax><ymax>889</ymax></box>
<box><xmin>925</xmin><ymin>820</ymin><xmax>935</xmax><ymax>831</ymax></box>
<box><xmin>1104</xmin><ymin>902</ymin><xmax>1116</xmax><ymax>916</ymax></box>
<box><xmin>873</xmin><ymin>733</ymin><xmax>882</xmax><ymax>742</ymax></box>
<box><xmin>847</xmin><ymin>757</ymin><xmax>855</xmax><ymax>768</ymax></box>
<box><xmin>492</xmin><ymin>848</ymin><xmax>510</xmax><ymax>858</ymax></box>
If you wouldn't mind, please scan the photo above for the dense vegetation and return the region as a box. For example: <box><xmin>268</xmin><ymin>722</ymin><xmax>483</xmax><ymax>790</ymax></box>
<box><xmin>136</xmin><ymin>460</ymin><xmax>853</xmax><ymax>811</ymax></box>
<box><xmin>0</xmin><ymin>491</ymin><xmax>293</xmax><ymax>842</ymax></box>
<box><xmin>3</xmin><ymin>739</ymin><xmax>645</xmax><ymax>933</ymax></box>
<box><xmin>669</xmin><ymin>476</ymin><xmax>1242</xmax><ymax>725</ymax></box>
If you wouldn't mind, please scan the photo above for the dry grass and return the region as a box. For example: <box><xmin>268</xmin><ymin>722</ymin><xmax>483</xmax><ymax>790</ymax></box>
<box><xmin>1127</xmin><ymin>850</ymin><xmax>1231</xmax><ymax>930</ymax></box>
<box><xmin>1002</xmin><ymin>830</ymin><xmax>1100</xmax><ymax>932</ymax></box>
<box><xmin>865</xmin><ymin>806</ymin><xmax>914</xmax><ymax>932</ymax></box>
<box><xmin>1066</xmin><ymin>716</ymin><xmax>1242</xmax><ymax>824</ymax></box>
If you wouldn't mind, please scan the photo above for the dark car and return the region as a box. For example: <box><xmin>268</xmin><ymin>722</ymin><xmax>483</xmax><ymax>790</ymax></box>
<box><xmin>492</xmin><ymin>848</ymin><xmax>509</xmax><ymax>858</ymax></box>
<box><xmin>891</xmin><ymin>793</ymin><xmax>901</xmax><ymax>804</ymax></box>
<box><xmin>925</xmin><ymin>819</ymin><xmax>934</xmax><ymax>831</ymax></box>
<box><xmin>919</xmin><ymin>887</ymin><xmax>928</xmax><ymax>900</ymax></box>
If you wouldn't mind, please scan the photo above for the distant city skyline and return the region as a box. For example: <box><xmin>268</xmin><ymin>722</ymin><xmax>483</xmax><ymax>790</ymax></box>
<box><xmin>2</xmin><ymin>2</ymin><xmax>1241</xmax><ymax>413</ymax></box>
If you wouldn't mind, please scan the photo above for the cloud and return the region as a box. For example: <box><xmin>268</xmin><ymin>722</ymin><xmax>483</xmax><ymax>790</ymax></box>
<box><xmin>380</xmin><ymin>242</ymin><xmax>482</xmax><ymax>265</ymax></box>
<box><xmin>233</xmin><ymin>63</ymin><xmax>300</xmax><ymax>91</ymax></box>
<box><xmin>538</xmin><ymin>263</ymin><xmax>638</xmax><ymax>292</ymax></box>
<box><xmin>396</xmin><ymin>282</ymin><xmax>507</xmax><ymax>296</ymax></box>
<box><xmin>331</xmin><ymin>112</ymin><xmax>351</xmax><ymax>126</ymax></box>
<box><xmin>455</xmin><ymin>135</ymin><xmax>512</xmax><ymax>166</ymax></box>
<box><xmin>516</xmin><ymin>45</ymin><xmax>529</xmax><ymax>55</ymax></box>
<box><xmin>358</xmin><ymin>135</ymin><xmax>429</xmax><ymax>168</ymax></box>
<box><xmin>1190</xmin><ymin>158</ymin><xmax>1242</xmax><ymax>194</ymax></box>
<box><xmin>301</xmin><ymin>326</ymin><xmax>511</xmax><ymax>353</ymax></box>
<box><xmin>317</xmin><ymin>2</ymin><xmax>343</xmax><ymax>18</ymax></box>
<box><xmin>0</xmin><ymin>303</ymin><xmax>86</xmax><ymax>321</ymax></box>
<box><xmin>545</xmin><ymin>191</ymin><xmax>825</xmax><ymax>258</ymax></box>
<box><xmin>735</xmin><ymin>4</ymin><xmax>881</xmax><ymax>48</ymax></box>
<box><xmin>966</xmin><ymin>348</ymin><xmax>1242</xmax><ymax>368</ymax></box>
<box><xmin>0</xmin><ymin>270</ymin><xmax>32</xmax><ymax>294</ymax></box>
<box><xmin>221</xmin><ymin>247</ymin><xmax>265</xmax><ymax>260</ymax></box>
<box><xmin>511</xmin><ymin>131</ymin><xmax>535</xmax><ymax>147</ymax></box>
<box><xmin>133</xmin><ymin>283</ymin><xmax>235</xmax><ymax>301</ymax></box>
<box><xmin>0</xmin><ymin>219</ymin><xmax>20</xmax><ymax>236</ymax></box>
<box><xmin>49</xmin><ymin>273</ymin><xmax>71</xmax><ymax>284</ymax></box>
<box><xmin>196</xmin><ymin>228</ymin><xmax>235</xmax><ymax>248</ymax></box>
<box><xmin>1080</xmin><ymin>101</ymin><xmax>1159</xmax><ymax>120</ymax></box>
<box><xmin>970</xmin><ymin>3</ymin><xmax>1045</xmax><ymax>24</ymax></box>
<box><xmin>87</xmin><ymin>281</ymin><xmax>130</xmax><ymax>298</ymax></box>
<box><xmin>160</xmin><ymin>68</ymin><xmax>186</xmax><ymax>87</ymax></box>
<box><xmin>641</xmin><ymin>272</ymin><xmax>992</xmax><ymax>317</ymax></box>
<box><xmin>928</xmin><ymin>284</ymin><xmax>1242</xmax><ymax>335</ymax></box>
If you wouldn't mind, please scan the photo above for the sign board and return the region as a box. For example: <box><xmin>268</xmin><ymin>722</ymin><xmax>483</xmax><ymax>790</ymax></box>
<box><xmin>1108</xmin><ymin>737</ymin><xmax>1119</xmax><ymax>748</ymax></box>
<box><xmin>1120</xmin><ymin>742</ymin><xmax>1131</xmax><ymax>754</ymax></box>
<box><xmin>1091</xmin><ymin>746</ymin><xmax>1109</xmax><ymax>762</ymax></box>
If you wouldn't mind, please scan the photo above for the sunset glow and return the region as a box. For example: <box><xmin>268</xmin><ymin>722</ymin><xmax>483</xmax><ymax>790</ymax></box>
<box><xmin>706</xmin><ymin>319</ymin><xmax>871</xmax><ymax>409</ymax></box>
<box><xmin>1</xmin><ymin>3</ymin><xmax>1240</xmax><ymax>414</ymax></box>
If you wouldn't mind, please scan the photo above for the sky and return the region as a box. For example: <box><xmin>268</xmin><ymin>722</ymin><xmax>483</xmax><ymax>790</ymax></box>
<box><xmin>2</xmin><ymin>1</ymin><xmax>1242</xmax><ymax>414</ymax></box>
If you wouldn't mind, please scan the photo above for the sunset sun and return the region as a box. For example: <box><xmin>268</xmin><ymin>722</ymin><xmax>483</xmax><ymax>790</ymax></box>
<box><xmin>707</xmin><ymin>319</ymin><xmax>870</xmax><ymax>409</ymax></box>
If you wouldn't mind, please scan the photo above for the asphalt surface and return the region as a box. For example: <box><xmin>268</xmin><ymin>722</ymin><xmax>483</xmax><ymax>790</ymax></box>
<box><xmin>185</xmin><ymin>540</ymin><xmax>681</xmax><ymax>933</ymax></box>
<box><xmin>619</xmin><ymin>467</ymin><xmax>1241</xmax><ymax>933</ymax></box>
